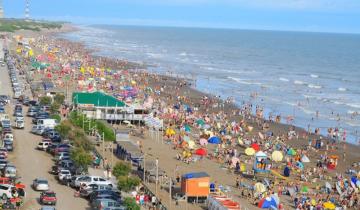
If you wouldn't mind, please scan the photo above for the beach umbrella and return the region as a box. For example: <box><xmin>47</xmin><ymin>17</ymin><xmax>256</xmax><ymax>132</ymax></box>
<box><xmin>258</xmin><ymin>197</ymin><xmax>277</xmax><ymax>209</ymax></box>
<box><xmin>254</xmin><ymin>182</ymin><xmax>266</xmax><ymax>193</ymax></box>
<box><xmin>195</xmin><ymin>148</ymin><xmax>207</xmax><ymax>156</ymax></box>
<box><xmin>287</xmin><ymin>148</ymin><xmax>296</xmax><ymax>156</ymax></box>
<box><xmin>251</xmin><ymin>143</ymin><xmax>260</xmax><ymax>151</ymax></box>
<box><xmin>208</xmin><ymin>136</ymin><xmax>221</xmax><ymax>144</ymax></box>
<box><xmin>270</xmin><ymin>194</ymin><xmax>280</xmax><ymax>206</ymax></box>
<box><xmin>199</xmin><ymin>138</ymin><xmax>208</xmax><ymax>146</ymax></box>
<box><xmin>184</xmin><ymin>124</ymin><xmax>191</xmax><ymax>132</ymax></box>
<box><xmin>323</xmin><ymin>201</ymin><xmax>336</xmax><ymax>210</ymax></box>
<box><xmin>301</xmin><ymin>155</ymin><xmax>310</xmax><ymax>163</ymax></box>
<box><xmin>188</xmin><ymin>140</ymin><xmax>195</xmax><ymax>149</ymax></box>
<box><xmin>245</xmin><ymin>147</ymin><xmax>255</xmax><ymax>156</ymax></box>
<box><xmin>301</xmin><ymin>186</ymin><xmax>309</xmax><ymax>193</ymax></box>
<box><xmin>196</xmin><ymin>119</ymin><xmax>205</xmax><ymax>126</ymax></box>
<box><xmin>271</xmin><ymin>151</ymin><xmax>283</xmax><ymax>162</ymax></box>
<box><xmin>296</xmin><ymin>161</ymin><xmax>304</xmax><ymax>170</ymax></box>
<box><xmin>183</xmin><ymin>135</ymin><xmax>190</xmax><ymax>143</ymax></box>
<box><xmin>165</xmin><ymin>128</ymin><xmax>176</xmax><ymax>136</ymax></box>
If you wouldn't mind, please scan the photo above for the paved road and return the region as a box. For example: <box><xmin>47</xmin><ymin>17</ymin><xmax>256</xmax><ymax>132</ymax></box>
<box><xmin>0</xmin><ymin>48</ymin><xmax>90</xmax><ymax>209</ymax></box>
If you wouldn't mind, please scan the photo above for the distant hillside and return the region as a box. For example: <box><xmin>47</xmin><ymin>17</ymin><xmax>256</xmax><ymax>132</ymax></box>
<box><xmin>0</xmin><ymin>19</ymin><xmax>63</xmax><ymax>32</ymax></box>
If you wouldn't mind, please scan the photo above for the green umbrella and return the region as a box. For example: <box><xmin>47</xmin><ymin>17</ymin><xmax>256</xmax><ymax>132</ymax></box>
<box><xmin>196</xmin><ymin>119</ymin><xmax>205</xmax><ymax>126</ymax></box>
<box><xmin>301</xmin><ymin>186</ymin><xmax>309</xmax><ymax>193</ymax></box>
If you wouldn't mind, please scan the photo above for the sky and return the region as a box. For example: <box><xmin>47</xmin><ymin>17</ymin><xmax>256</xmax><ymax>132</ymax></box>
<box><xmin>3</xmin><ymin>0</ymin><xmax>360</xmax><ymax>33</ymax></box>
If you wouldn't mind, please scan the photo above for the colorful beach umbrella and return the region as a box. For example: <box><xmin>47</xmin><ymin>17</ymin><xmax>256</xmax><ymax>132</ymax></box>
<box><xmin>271</xmin><ymin>151</ymin><xmax>283</xmax><ymax>162</ymax></box>
<box><xmin>254</xmin><ymin>182</ymin><xmax>266</xmax><ymax>193</ymax></box>
<box><xmin>323</xmin><ymin>201</ymin><xmax>336</xmax><ymax>210</ymax></box>
<box><xmin>208</xmin><ymin>136</ymin><xmax>221</xmax><ymax>144</ymax></box>
<box><xmin>195</xmin><ymin>148</ymin><xmax>207</xmax><ymax>156</ymax></box>
<box><xmin>245</xmin><ymin>147</ymin><xmax>255</xmax><ymax>156</ymax></box>
<box><xmin>188</xmin><ymin>140</ymin><xmax>195</xmax><ymax>149</ymax></box>
<box><xmin>251</xmin><ymin>143</ymin><xmax>260</xmax><ymax>151</ymax></box>
<box><xmin>165</xmin><ymin>128</ymin><xmax>176</xmax><ymax>136</ymax></box>
<box><xmin>258</xmin><ymin>197</ymin><xmax>277</xmax><ymax>209</ymax></box>
<box><xmin>196</xmin><ymin>119</ymin><xmax>205</xmax><ymax>126</ymax></box>
<box><xmin>287</xmin><ymin>148</ymin><xmax>296</xmax><ymax>156</ymax></box>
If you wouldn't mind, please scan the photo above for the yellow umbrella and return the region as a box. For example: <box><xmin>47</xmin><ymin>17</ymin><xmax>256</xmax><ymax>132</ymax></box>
<box><xmin>165</xmin><ymin>128</ymin><xmax>176</xmax><ymax>136</ymax></box>
<box><xmin>254</xmin><ymin>182</ymin><xmax>266</xmax><ymax>193</ymax></box>
<box><xmin>323</xmin><ymin>202</ymin><xmax>336</xmax><ymax>210</ymax></box>
<box><xmin>271</xmin><ymin>151</ymin><xmax>284</xmax><ymax>162</ymax></box>
<box><xmin>245</xmin><ymin>147</ymin><xmax>255</xmax><ymax>156</ymax></box>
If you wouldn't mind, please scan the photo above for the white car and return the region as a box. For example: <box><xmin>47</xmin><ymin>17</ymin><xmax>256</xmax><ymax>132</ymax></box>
<box><xmin>78</xmin><ymin>176</ymin><xmax>113</xmax><ymax>188</ymax></box>
<box><xmin>0</xmin><ymin>184</ymin><xmax>15</xmax><ymax>199</ymax></box>
<box><xmin>58</xmin><ymin>169</ymin><xmax>71</xmax><ymax>181</ymax></box>
<box><xmin>32</xmin><ymin>178</ymin><xmax>49</xmax><ymax>191</ymax></box>
<box><xmin>37</xmin><ymin>142</ymin><xmax>50</xmax><ymax>150</ymax></box>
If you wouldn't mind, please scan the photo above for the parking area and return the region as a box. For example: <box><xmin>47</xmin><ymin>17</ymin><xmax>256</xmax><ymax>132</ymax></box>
<box><xmin>0</xmin><ymin>45</ymin><xmax>90</xmax><ymax>209</ymax></box>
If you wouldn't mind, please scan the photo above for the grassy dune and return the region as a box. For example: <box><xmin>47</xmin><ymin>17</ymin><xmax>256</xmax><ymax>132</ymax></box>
<box><xmin>0</xmin><ymin>18</ymin><xmax>63</xmax><ymax>32</ymax></box>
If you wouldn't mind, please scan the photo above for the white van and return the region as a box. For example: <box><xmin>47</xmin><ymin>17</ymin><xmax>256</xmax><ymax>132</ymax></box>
<box><xmin>36</xmin><ymin>119</ymin><xmax>57</xmax><ymax>129</ymax></box>
<box><xmin>14</xmin><ymin>118</ymin><xmax>24</xmax><ymax>129</ymax></box>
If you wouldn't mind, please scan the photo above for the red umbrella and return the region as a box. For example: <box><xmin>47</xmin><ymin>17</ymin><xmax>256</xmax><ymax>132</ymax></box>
<box><xmin>251</xmin><ymin>143</ymin><xmax>260</xmax><ymax>151</ymax></box>
<box><xmin>195</xmin><ymin>148</ymin><xmax>207</xmax><ymax>156</ymax></box>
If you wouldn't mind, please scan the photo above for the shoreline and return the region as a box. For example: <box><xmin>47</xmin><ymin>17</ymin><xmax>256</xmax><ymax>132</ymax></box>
<box><xmin>8</xmin><ymin>23</ymin><xmax>360</xmax><ymax>209</ymax></box>
<box><xmin>58</xmin><ymin>24</ymin><xmax>360</xmax><ymax>145</ymax></box>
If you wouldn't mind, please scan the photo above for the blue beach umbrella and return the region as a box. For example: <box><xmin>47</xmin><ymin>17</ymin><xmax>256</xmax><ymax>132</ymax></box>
<box><xmin>208</xmin><ymin>136</ymin><xmax>221</xmax><ymax>144</ymax></box>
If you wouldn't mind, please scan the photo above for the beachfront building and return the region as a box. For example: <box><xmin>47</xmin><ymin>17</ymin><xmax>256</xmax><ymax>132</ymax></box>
<box><xmin>72</xmin><ymin>91</ymin><xmax>148</xmax><ymax>123</ymax></box>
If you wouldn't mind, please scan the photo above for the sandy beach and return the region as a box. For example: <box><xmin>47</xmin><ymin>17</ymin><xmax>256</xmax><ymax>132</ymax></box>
<box><xmin>6</xmin><ymin>24</ymin><xmax>360</xmax><ymax>210</ymax></box>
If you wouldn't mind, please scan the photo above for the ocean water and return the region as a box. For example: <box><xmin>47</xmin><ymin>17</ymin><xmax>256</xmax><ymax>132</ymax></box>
<box><xmin>60</xmin><ymin>25</ymin><xmax>360</xmax><ymax>144</ymax></box>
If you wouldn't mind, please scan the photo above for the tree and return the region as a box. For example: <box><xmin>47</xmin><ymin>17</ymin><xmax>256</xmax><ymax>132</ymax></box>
<box><xmin>53</xmin><ymin>93</ymin><xmax>65</xmax><ymax>105</ymax></box>
<box><xmin>70</xmin><ymin>147</ymin><xmax>93</xmax><ymax>172</ymax></box>
<box><xmin>113</xmin><ymin>161</ymin><xmax>131</xmax><ymax>177</ymax></box>
<box><xmin>117</xmin><ymin>176</ymin><xmax>141</xmax><ymax>192</ymax></box>
<box><xmin>55</xmin><ymin>120</ymin><xmax>72</xmax><ymax>139</ymax></box>
<box><xmin>50</xmin><ymin>102</ymin><xmax>61</xmax><ymax>114</ymax></box>
<box><xmin>123</xmin><ymin>197</ymin><xmax>140</xmax><ymax>210</ymax></box>
<box><xmin>39</xmin><ymin>96</ymin><xmax>52</xmax><ymax>105</ymax></box>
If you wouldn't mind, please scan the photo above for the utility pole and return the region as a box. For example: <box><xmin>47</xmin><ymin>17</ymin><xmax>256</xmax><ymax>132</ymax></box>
<box><xmin>155</xmin><ymin>158</ymin><xmax>159</xmax><ymax>196</ymax></box>
<box><xmin>143</xmin><ymin>153</ymin><xmax>146</xmax><ymax>182</ymax></box>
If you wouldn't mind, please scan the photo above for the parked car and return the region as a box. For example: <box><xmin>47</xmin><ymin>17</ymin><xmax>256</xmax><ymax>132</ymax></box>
<box><xmin>40</xmin><ymin>206</ymin><xmax>56</xmax><ymax>210</ymax></box>
<box><xmin>0</xmin><ymin>160</ymin><xmax>8</xmax><ymax>170</ymax></box>
<box><xmin>3</xmin><ymin>140</ymin><xmax>13</xmax><ymax>152</ymax></box>
<box><xmin>40</xmin><ymin>191</ymin><xmax>57</xmax><ymax>205</ymax></box>
<box><xmin>0</xmin><ymin>184</ymin><xmax>15</xmax><ymax>199</ymax></box>
<box><xmin>32</xmin><ymin>178</ymin><xmax>49</xmax><ymax>191</ymax></box>
<box><xmin>3</xmin><ymin>164</ymin><xmax>16</xmax><ymax>178</ymax></box>
<box><xmin>89</xmin><ymin>190</ymin><xmax>121</xmax><ymax>204</ymax></box>
<box><xmin>58</xmin><ymin>169</ymin><xmax>71</xmax><ymax>181</ymax></box>
<box><xmin>78</xmin><ymin>176</ymin><xmax>113</xmax><ymax>188</ymax></box>
<box><xmin>79</xmin><ymin>183</ymin><xmax>114</xmax><ymax>197</ymax></box>
<box><xmin>37</xmin><ymin>142</ymin><xmax>51</xmax><ymax>150</ymax></box>
<box><xmin>27</xmin><ymin>107</ymin><xmax>38</xmax><ymax>117</ymax></box>
<box><xmin>91</xmin><ymin>198</ymin><xmax>125</xmax><ymax>210</ymax></box>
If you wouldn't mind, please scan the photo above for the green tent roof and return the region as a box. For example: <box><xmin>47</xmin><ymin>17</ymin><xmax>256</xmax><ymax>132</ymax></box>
<box><xmin>72</xmin><ymin>92</ymin><xmax>125</xmax><ymax>107</ymax></box>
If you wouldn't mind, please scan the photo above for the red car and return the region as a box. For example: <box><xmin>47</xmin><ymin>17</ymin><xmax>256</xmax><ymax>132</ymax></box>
<box><xmin>40</xmin><ymin>191</ymin><xmax>57</xmax><ymax>205</ymax></box>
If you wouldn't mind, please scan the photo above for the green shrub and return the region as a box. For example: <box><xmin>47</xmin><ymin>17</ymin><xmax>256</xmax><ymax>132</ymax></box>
<box><xmin>117</xmin><ymin>176</ymin><xmax>141</xmax><ymax>192</ymax></box>
<box><xmin>50</xmin><ymin>114</ymin><xmax>61</xmax><ymax>122</ymax></box>
<box><xmin>113</xmin><ymin>161</ymin><xmax>131</xmax><ymax>177</ymax></box>
<box><xmin>123</xmin><ymin>197</ymin><xmax>140</xmax><ymax>210</ymax></box>
<box><xmin>50</xmin><ymin>102</ymin><xmax>61</xmax><ymax>114</ymax></box>
<box><xmin>96</xmin><ymin>121</ymin><xmax>115</xmax><ymax>142</ymax></box>
<box><xmin>54</xmin><ymin>94</ymin><xmax>65</xmax><ymax>105</ymax></box>
<box><xmin>39</xmin><ymin>96</ymin><xmax>52</xmax><ymax>105</ymax></box>
<box><xmin>55</xmin><ymin>120</ymin><xmax>72</xmax><ymax>139</ymax></box>
<box><xmin>70</xmin><ymin>147</ymin><xmax>93</xmax><ymax>172</ymax></box>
